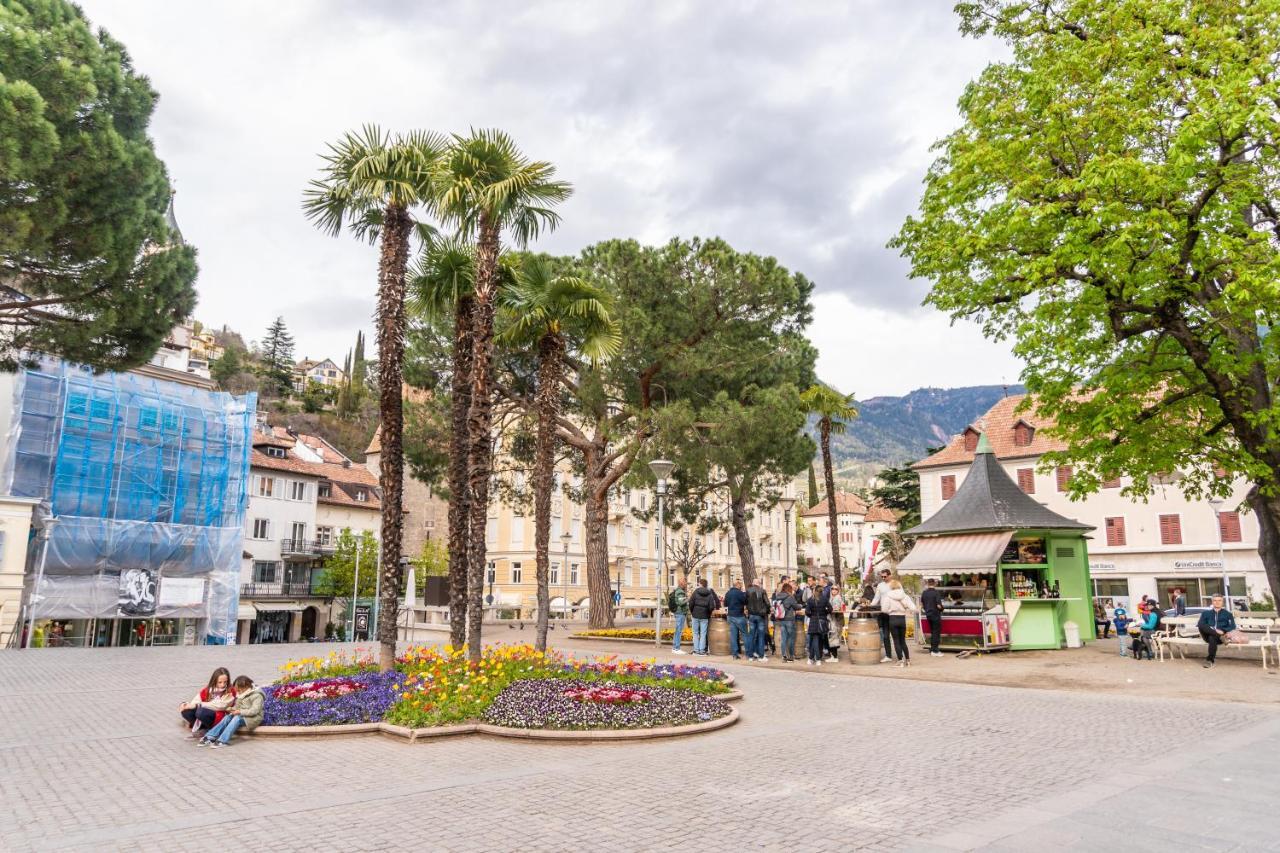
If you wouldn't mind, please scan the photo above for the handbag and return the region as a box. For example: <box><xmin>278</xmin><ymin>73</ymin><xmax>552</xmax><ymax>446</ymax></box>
<box><xmin>1224</xmin><ymin>629</ymin><xmax>1249</xmax><ymax>645</ymax></box>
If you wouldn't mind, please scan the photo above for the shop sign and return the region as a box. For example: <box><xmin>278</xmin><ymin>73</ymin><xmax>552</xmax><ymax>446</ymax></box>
<box><xmin>118</xmin><ymin>568</ymin><xmax>158</xmax><ymax>617</ymax></box>
<box><xmin>354</xmin><ymin>604</ymin><xmax>371</xmax><ymax>640</ymax></box>
<box><xmin>158</xmin><ymin>577</ymin><xmax>205</xmax><ymax>607</ymax></box>
<box><xmin>1089</xmin><ymin>561</ymin><xmax>1117</xmax><ymax>570</ymax></box>
<box><xmin>1173</xmin><ymin>559</ymin><xmax>1223</xmax><ymax>570</ymax></box>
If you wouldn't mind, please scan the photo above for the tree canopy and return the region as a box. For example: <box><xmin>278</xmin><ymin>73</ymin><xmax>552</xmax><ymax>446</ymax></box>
<box><xmin>894</xmin><ymin>0</ymin><xmax>1280</xmax><ymax>599</ymax></box>
<box><xmin>0</xmin><ymin>0</ymin><xmax>197</xmax><ymax>370</ymax></box>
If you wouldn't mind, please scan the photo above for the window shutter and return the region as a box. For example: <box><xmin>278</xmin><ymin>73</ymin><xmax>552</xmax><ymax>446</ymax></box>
<box><xmin>1219</xmin><ymin>511</ymin><xmax>1242</xmax><ymax>544</ymax></box>
<box><xmin>941</xmin><ymin>475</ymin><xmax>956</xmax><ymax>500</ymax></box>
<box><xmin>1055</xmin><ymin>466</ymin><xmax>1072</xmax><ymax>492</ymax></box>
<box><xmin>1105</xmin><ymin>517</ymin><xmax>1126</xmax><ymax>547</ymax></box>
<box><xmin>1016</xmin><ymin>468</ymin><xmax>1035</xmax><ymax>494</ymax></box>
<box><xmin>1159</xmin><ymin>514</ymin><xmax>1181</xmax><ymax>545</ymax></box>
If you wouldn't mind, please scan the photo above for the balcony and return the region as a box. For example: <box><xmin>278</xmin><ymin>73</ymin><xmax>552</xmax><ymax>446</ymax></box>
<box><xmin>240</xmin><ymin>582</ymin><xmax>317</xmax><ymax>598</ymax></box>
<box><xmin>280</xmin><ymin>538</ymin><xmax>337</xmax><ymax>560</ymax></box>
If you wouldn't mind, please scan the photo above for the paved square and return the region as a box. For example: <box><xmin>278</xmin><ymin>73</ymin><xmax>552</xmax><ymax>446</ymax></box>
<box><xmin>1</xmin><ymin>639</ymin><xmax>1277</xmax><ymax>852</ymax></box>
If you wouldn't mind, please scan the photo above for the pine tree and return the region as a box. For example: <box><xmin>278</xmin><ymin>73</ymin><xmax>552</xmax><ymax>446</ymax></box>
<box><xmin>807</xmin><ymin>464</ymin><xmax>819</xmax><ymax>508</ymax></box>
<box><xmin>352</xmin><ymin>331</ymin><xmax>367</xmax><ymax>403</ymax></box>
<box><xmin>259</xmin><ymin>317</ymin><xmax>296</xmax><ymax>396</ymax></box>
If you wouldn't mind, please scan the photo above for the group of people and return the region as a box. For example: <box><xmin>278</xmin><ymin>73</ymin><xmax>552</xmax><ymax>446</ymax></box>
<box><xmin>1096</xmin><ymin>592</ymin><xmax>1241</xmax><ymax>668</ymax></box>
<box><xmin>666</xmin><ymin>568</ymin><xmax>934</xmax><ymax>667</ymax></box>
<box><xmin>177</xmin><ymin>667</ymin><xmax>264</xmax><ymax>748</ymax></box>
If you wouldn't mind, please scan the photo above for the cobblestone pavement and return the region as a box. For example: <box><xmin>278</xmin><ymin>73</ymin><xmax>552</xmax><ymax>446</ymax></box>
<box><xmin>1</xmin><ymin>640</ymin><xmax>1278</xmax><ymax>852</ymax></box>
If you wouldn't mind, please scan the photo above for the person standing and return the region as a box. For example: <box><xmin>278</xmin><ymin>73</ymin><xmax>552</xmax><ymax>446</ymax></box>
<box><xmin>745</xmin><ymin>578</ymin><xmax>772</xmax><ymax>661</ymax></box>
<box><xmin>772</xmin><ymin>582</ymin><xmax>801</xmax><ymax>662</ymax></box>
<box><xmin>869</xmin><ymin>569</ymin><xmax>894</xmax><ymax>663</ymax></box>
<box><xmin>921</xmin><ymin>578</ymin><xmax>944</xmax><ymax>656</ymax></box>
<box><xmin>1172</xmin><ymin>587</ymin><xmax>1188</xmax><ymax>616</ymax></box>
<box><xmin>668</xmin><ymin>577</ymin><xmax>691</xmax><ymax>655</ymax></box>
<box><xmin>1197</xmin><ymin>595</ymin><xmax>1236</xmax><ymax>669</ymax></box>
<box><xmin>879</xmin><ymin>579</ymin><xmax>917</xmax><ymax>667</ymax></box>
<box><xmin>804</xmin><ymin>584</ymin><xmax>833</xmax><ymax>666</ymax></box>
<box><xmin>688</xmin><ymin>578</ymin><xmax>717</xmax><ymax>656</ymax></box>
<box><xmin>826</xmin><ymin>580</ymin><xmax>845</xmax><ymax>661</ymax></box>
<box><xmin>1113</xmin><ymin>606</ymin><xmax>1132</xmax><ymax>657</ymax></box>
<box><xmin>723</xmin><ymin>579</ymin><xmax>748</xmax><ymax>660</ymax></box>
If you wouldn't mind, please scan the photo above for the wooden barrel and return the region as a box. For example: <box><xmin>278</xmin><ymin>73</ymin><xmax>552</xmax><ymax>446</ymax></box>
<box><xmin>847</xmin><ymin>617</ymin><xmax>882</xmax><ymax>665</ymax></box>
<box><xmin>708</xmin><ymin>616</ymin><xmax>730</xmax><ymax>656</ymax></box>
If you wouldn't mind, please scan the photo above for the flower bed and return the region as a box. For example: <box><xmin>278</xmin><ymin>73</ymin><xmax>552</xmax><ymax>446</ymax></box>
<box><xmin>483</xmin><ymin>678</ymin><xmax>731</xmax><ymax>730</ymax></box>
<box><xmin>262</xmin><ymin>644</ymin><xmax>733</xmax><ymax>735</ymax></box>
<box><xmin>574</xmin><ymin>627</ymin><xmax>691</xmax><ymax>641</ymax></box>
<box><xmin>263</xmin><ymin>671</ymin><xmax>403</xmax><ymax>726</ymax></box>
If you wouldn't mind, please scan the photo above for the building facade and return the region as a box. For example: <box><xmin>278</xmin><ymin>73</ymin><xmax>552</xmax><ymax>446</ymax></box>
<box><xmin>799</xmin><ymin>492</ymin><xmax>899</xmax><ymax>579</ymax></box>
<box><xmin>293</xmin><ymin>358</ymin><xmax>345</xmax><ymax>391</ymax></box>
<box><xmin>365</xmin><ymin>426</ymin><xmax>446</xmax><ymax>562</ymax></box>
<box><xmin>913</xmin><ymin>395</ymin><xmax>1267</xmax><ymax>611</ymax></box>
<box><xmin>238</xmin><ymin>425</ymin><xmax>380</xmax><ymax>643</ymax></box>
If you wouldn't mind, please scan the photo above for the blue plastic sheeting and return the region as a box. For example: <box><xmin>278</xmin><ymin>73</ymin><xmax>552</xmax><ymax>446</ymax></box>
<box><xmin>3</xmin><ymin>361</ymin><xmax>255</xmax><ymax>642</ymax></box>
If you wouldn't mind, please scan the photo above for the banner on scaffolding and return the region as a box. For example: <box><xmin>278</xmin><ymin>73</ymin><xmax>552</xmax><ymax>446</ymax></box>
<box><xmin>118</xmin><ymin>568</ymin><xmax>158</xmax><ymax>617</ymax></box>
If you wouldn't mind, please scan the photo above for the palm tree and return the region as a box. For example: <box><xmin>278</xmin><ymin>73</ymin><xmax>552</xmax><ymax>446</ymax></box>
<box><xmin>433</xmin><ymin>129</ymin><xmax>572</xmax><ymax>661</ymax></box>
<box><xmin>801</xmin><ymin>384</ymin><xmax>858</xmax><ymax>586</ymax></box>
<box><xmin>499</xmin><ymin>257</ymin><xmax>619</xmax><ymax>651</ymax></box>
<box><xmin>303</xmin><ymin>125</ymin><xmax>445</xmax><ymax>671</ymax></box>
<box><xmin>408</xmin><ymin>236</ymin><xmax>478</xmax><ymax>650</ymax></box>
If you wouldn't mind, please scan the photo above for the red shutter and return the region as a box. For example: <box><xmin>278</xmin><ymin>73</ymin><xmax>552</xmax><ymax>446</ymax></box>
<box><xmin>1105</xmin><ymin>517</ymin><xmax>1126</xmax><ymax>546</ymax></box>
<box><xmin>1219</xmin><ymin>511</ymin><xmax>1242</xmax><ymax>544</ymax></box>
<box><xmin>1159</xmin><ymin>514</ymin><xmax>1182</xmax><ymax>545</ymax></box>
<box><xmin>1017</xmin><ymin>468</ymin><xmax>1035</xmax><ymax>494</ymax></box>
<box><xmin>941</xmin><ymin>475</ymin><xmax>956</xmax><ymax>500</ymax></box>
<box><xmin>1056</xmin><ymin>466</ymin><xmax>1073</xmax><ymax>492</ymax></box>
<box><xmin>1101</xmin><ymin>476</ymin><xmax>1121</xmax><ymax>489</ymax></box>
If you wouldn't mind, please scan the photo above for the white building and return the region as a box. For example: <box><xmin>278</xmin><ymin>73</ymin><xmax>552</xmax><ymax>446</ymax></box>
<box><xmin>913</xmin><ymin>395</ymin><xmax>1266</xmax><ymax>611</ymax></box>
<box><xmin>239</xmin><ymin>425</ymin><xmax>380</xmax><ymax>643</ymax></box>
<box><xmin>799</xmin><ymin>492</ymin><xmax>899</xmax><ymax>579</ymax></box>
<box><xmin>293</xmin><ymin>358</ymin><xmax>345</xmax><ymax>391</ymax></box>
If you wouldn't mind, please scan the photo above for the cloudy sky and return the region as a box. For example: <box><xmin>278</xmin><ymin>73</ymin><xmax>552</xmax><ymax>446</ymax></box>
<box><xmin>79</xmin><ymin>0</ymin><xmax>1022</xmax><ymax>399</ymax></box>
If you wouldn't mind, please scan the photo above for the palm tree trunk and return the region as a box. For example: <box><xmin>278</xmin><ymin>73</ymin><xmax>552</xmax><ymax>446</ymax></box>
<box><xmin>820</xmin><ymin>420</ymin><xmax>841</xmax><ymax>586</ymax></box>
<box><xmin>532</xmin><ymin>332</ymin><xmax>563</xmax><ymax>651</ymax></box>
<box><xmin>374</xmin><ymin>203</ymin><xmax>412</xmax><ymax>672</ymax></box>
<box><xmin>730</xmin><ymin>483</ymin><xmax>757</xmax><ymax>587</ymax></box>
<box><xmin>446</xmin><ymin>294</ymin><xmax>473</xmax><ymax>649</ymax></box>
<box><xmin>465</xmin><ymin>215</ymin><xmax>500</xmax><ymax>662</ymax></box>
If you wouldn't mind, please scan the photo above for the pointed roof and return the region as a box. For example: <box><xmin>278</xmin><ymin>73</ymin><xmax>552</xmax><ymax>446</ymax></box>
<box><xmin>906</xmin><ymin>432</ymin><xmax>1092</xmax><ymax>536</ymax></box>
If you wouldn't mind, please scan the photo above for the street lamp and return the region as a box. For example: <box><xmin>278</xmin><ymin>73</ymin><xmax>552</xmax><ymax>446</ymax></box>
<box><xmin>1208</xmin><ymin>498</ymin><xmax>1230</xmax><ymax>610</ymax></box>
<box><xmin>779</xmin><ymin>496</ymin><xmax>795</xmax><ymax>580</ymax></box>
<box><xmin>23</xmin><ymin>514</ymin><xmax>58</xmax><ymax>650</ymax></box>
<box><xmin>649</xmin><ymin>459</ymin><xmax>674</xmax><ymax>648</ymax></box>
<box><xmin>561</xmin><ymin>530</ymin><xmax>572</xmax><ymax>620</ymax></box>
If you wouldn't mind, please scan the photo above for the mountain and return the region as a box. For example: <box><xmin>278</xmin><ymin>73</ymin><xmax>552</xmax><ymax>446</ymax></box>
<box><xmin>809</xmin><ymin>384</ymin><xmax>1025</xmax><ymax>484</ymax></box>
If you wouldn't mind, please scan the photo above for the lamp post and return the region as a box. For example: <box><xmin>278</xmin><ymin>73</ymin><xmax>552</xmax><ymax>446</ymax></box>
<box><xmin>348</xmin><ymin>536</ymin><xmax>361</xmax><ymax>642</ymax></box>
<box><xmin>561</xmin><ymin>531</ymin><xmax>571</xmax><ymax>620</ymax></box>
<box><xmin>779</xmin><ymin>497</ymin><xmax>795</xmax><ymax>583</ymax></box>
<box><xmin>649</xmin><ymin>459</ymin><xmax>674</xmax><ymax>648</ymax></box>
<box><xmin>1208</xmin><ymin>498</ymin><xmax>1230</xmax><ymax>609</ymax></box>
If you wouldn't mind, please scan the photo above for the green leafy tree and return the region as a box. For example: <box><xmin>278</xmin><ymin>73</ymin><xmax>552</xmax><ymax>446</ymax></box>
<box><xmin>258</xmin><ymin>317</ymin><xmax>295</xmax><ymax>396</ymax></box>
<box><xmin>210</xmin><ymin>345</ymin><xmax>244</xmax><ymax>389</ymax></box>
<box><xmin>433</xmin><ymin>130</ymin><xmax>572</xmax><ymax>661</ymax></box>
<box><xmin>893</xmin><ymin>0</ymin><xmax>1280</xmax><ymax>601</ymax></box>
<box><xmin>0</xmin><ymin>0</ymin><xmax>197</xmax><ymax>370</ymax></box>
<box><xmin>300</xmin><ymin>380</ymin><xmax>333</xmax><ymax>413</ymax></box>
<box><xmin>498</xmin><ymin>256</ymin><xmax>620</xmax><ymax>650</ymax></box>
<box><xmin>410</xmin><ymin>538</ymin><xmax>449</xmax><ymax>599</ymax></box>
<box><xmin>870</xmin><ymin>463</ymin><xmax>922</xmax><ymax>532</ymax></box>
<box><xmin>802</xmin><ymin>384</ymin><xmax>858</xmax><ymax>584</ymax></box>
<box><xmin>313</xmin><ymin>528</ymin><xmax>380</xmax><ymax>615</ymax></box>
<box><xmin>304</xmin><ymin>124</ymin><xmax>447</xmax><ymax>670</ymax></box>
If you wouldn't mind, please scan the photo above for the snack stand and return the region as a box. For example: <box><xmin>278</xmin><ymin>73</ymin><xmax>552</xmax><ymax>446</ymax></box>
<box><xmin>899</xmin><ymin>433</ymin><xmax>1095</xmax><ymax>651</ymax></box>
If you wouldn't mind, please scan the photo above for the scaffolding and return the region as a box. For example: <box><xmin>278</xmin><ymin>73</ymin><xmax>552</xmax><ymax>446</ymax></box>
<box><xmin>3</xmin><ymin>360</ymin><xmax>255</xmax><ymax>643</ymax></box>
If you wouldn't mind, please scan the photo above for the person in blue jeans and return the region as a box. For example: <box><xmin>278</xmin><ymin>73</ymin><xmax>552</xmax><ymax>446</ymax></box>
<box><xmin>772</xmin><ymin>581</ymin><xmax>800</xmax><ymax>662</ymax></box>
<box><xmin>668</xmin><ymin>577</ymin><xmax>691</xmax><ymax>654</ymax></box>
<box><xmin>1113</xmin><ymin>606</ymin><xmax>1132</xmax><ymax>657</ymax></box>
<box><xmin>199</xmin><ymin>675</ymin><xmax>264</xmax><ymax>748</ymax></box>
<box><xmin>688</xmin><ymin>578</ymin><xmax>718</xmax><ymax>656</ymax></box>
<box><xmin>745</xmin><ymin>578</ymin><xmax>772</xmax><ymax>661</ymax></box>
<box><xmin>723</xmin><ymin>579</ymin><xmax>749</xmax><ymax>659</ymax></box>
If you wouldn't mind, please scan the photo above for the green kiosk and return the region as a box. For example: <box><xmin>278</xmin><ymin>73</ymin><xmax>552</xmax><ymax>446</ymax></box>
<box><xmin>900</xmin><ymin>434</ymin><xmax>1095</xmax><ymax>651</ymax></box>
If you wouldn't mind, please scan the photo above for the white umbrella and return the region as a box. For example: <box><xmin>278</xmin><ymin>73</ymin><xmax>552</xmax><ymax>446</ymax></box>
<box><xmin>404</xmin><ymin>565</ymin><xmax>417</xmax><ymax>609</ymax></box>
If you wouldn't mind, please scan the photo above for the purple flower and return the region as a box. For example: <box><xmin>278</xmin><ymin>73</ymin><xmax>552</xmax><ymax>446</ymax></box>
<box><xmin>262</xmin><ymin>671</ymin><xmax>403</xmax><ymax>726</ymax></box>
<box><xmin>483</xmin><ymin>679</ymin><xmax>731</xmax><ymax>730</ymax></box>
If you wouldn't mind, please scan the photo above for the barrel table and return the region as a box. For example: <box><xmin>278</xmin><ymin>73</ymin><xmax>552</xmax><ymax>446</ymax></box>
<box><xmin>847</xmin><ymin>617</ymin><xmax>882</xmax><ymax>665</ymax></box>
<box><xmin>708</xmin><ymin>615</ymin><xmax>730</xmax><ymax>656</ymax></box>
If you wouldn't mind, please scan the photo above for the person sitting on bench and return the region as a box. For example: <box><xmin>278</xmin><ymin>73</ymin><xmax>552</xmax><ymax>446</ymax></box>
<box><xmin>1197</xmin><ymin>595</ymin><xmax>1236</xmax><ymax>669</ymax></box>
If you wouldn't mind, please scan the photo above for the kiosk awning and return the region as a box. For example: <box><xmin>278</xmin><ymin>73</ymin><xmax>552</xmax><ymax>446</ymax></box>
<box><xmin>255</xmin><ymin>601</ymin><xmax>305</xmax><ymax>613</ymax></box>
<box><xmin>897</xmin><ymin>531</ymin><xmax>1014</xmax><ymax>576</ymax></box>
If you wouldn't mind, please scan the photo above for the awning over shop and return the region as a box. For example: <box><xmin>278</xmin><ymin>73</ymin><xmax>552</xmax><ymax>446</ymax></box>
<box><xmin>237</xmin><ymin>604</ymin><xmax>256</xmax><ymax>621</ymax></box>
<box><xmin>897</xmin><ymin>531</ymin><xmax>1014</xmax><ymax>577</ymax></box>
<box><xmin>254</xmin><ymin>601</ymin><xmax>305</xmax><ymax>613</ymax></box>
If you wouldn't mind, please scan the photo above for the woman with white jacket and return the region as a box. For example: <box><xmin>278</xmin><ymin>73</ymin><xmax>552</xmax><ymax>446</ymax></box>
<box><xmin>879</xmin><ymin>580</ymin><xmax>918</xmax><ymax>667</ymax></box>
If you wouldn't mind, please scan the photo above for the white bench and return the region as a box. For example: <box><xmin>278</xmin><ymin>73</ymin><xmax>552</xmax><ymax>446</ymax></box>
<box><xmin>1155</xmin><ymin>616</ymin><xmax>1277</xmax><ymax>672</ymax></box>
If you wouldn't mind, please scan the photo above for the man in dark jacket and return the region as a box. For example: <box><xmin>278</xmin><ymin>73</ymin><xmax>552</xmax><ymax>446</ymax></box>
<box><xmin>723</xmin><ymin>579</ymin><xmax>748</xmax><ymax>659</ymax></box>
<box><xmin>921</xmin><ymin>578</ymin><xmax>944</xmax><ymax>656</ymax></box>
<box><xmin>1197</xmin><ymin>595</ymin><xmax>1236</xmax><ymax>668</ymax></box>
<box><xmin>689</xmin><ymin>579</ymin><xmax>718</xmax><ymax>656</ymax></box>
<box><xmin>745</xmin><ymin>578</ymin><xmax>772</xmax><ymax>661</ymax></box>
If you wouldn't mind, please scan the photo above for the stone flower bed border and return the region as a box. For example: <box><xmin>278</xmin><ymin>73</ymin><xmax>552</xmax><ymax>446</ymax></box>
<box><xmin>253</xmin><ymin>700</ymin><xmax>740</xmax><ymax>743</ymax></box>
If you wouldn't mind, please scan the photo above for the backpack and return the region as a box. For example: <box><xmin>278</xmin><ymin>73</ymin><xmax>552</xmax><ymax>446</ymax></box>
<box><xmin>667</xmin><ymin>590</ymin><xmax>679</xmax><ymax>612</ymax></box>
<box><xmin>772</xmin><ymin>598</ymin><xmax>786</xmax><ymax>620</ymax></box>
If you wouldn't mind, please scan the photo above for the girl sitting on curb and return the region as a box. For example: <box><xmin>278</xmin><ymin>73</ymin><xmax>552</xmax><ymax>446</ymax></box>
<box><xmin>199</xmin><ymin>675</ymin><xmax>264</xmax><ymax>748</ymax></box>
